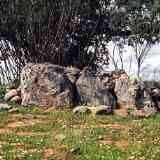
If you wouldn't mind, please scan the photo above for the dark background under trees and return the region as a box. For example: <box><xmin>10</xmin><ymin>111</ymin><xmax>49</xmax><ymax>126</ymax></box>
<box><xmin>0</xmin><ymin>0</ymin><xmax>160</xmax><ymax>83</ymax></box>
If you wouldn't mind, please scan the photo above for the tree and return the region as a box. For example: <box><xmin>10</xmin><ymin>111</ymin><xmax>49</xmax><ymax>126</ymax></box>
<box><xmin>0</xmin><ymin>0</ymin><xmax>111</xmax><ymax>71</ymax></box>
<box><xmin>108</xmin><ymin>37</ymin><xmax>126</xmax><ymax>70</ymax></box>
<box><xmin>108</xmin><ymin>0</ymin><xmax>160</xmax><ymax>78</ymax></box>
<box><xmin>0</xmin><ymin>0</ymin><xmax>160</xmax><ymax>78</ymax></box>
<box><xmin>128</xmin><ymin>36</ymin><xmax>153</xmax><ymax>79</ymax></box>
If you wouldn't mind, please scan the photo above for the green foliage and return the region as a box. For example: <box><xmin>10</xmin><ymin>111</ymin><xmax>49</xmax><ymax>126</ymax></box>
<box><xmin>6</xmin><ymin>78</ymin><xmax>20</xmax><ymax>90</ymax></box>
<box><xmin>0</xmin><ymin>0</ymin><xmax>110</xmax><ymax>70</ymax></box>
<box><xmin>144</xmin><ymin>80</ymin><xmax>160</xmax><ymax>89</ymax></box>
<box><xmin>0</xmin><ymin>85</ymin><xmax>6</xmax><ymax>102</ymax></box>
<box><xmin>0</xmin><ymin>0</ymin><xmax>160</xmax><ymax>71</ymax></box>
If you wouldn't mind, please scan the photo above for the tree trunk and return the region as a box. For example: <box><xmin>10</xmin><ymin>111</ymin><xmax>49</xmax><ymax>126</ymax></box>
<box><xmin>137</xmin><ymin>62</ymin><xmax>141</xmax><ymax>79</ymax></box>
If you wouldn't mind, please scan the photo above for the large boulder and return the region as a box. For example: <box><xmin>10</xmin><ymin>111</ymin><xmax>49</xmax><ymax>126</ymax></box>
<box><xmin>20</xmin><ymin>63</ymin><xmax>74</xmax><ymax>108</ymax></box>
<box><xmin>76</xmin><ymin>69</ymin><xmax>115</xmax><ymax>108</ymax></box>
<box><xmin>114</xmin><ymin>72</ymin><xmax>138</xmax><ymax>109</ymax></box>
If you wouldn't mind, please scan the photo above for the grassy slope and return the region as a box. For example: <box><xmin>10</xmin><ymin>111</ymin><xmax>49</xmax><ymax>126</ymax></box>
<box><xmin>0</xmin><ymin>106</ymin><xmax>159</xmax><ymax>160</ymax></box>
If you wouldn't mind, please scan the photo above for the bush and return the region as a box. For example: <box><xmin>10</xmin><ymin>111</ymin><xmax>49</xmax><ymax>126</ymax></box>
<box><xmin>144</xmin><ymin>81</ymin><xmax>160</xmax><ymax>89</ymax></box>
<box><xmin>0</xmin><ymin>86</ymin><xmax>6</xmax><ymax>102</ymax></box>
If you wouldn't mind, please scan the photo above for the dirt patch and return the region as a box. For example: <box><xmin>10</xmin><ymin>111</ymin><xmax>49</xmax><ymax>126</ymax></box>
<box><xmin>98</xmin><ymin>137</ymin><xmax>129</xmax><ymax>149</ymax></box>
<box><xmin>28</xmin><ymin>148</ymin><xmax>39</xmax><ymax>153</ymax></box>
<box><xmin>44</xmin><ymin>107</ymin><xmax>57</xmax><ymax>113</ymax></box>
<box><xmin>7</xmin><ymin>119</ymin><xmax>47</xmax><ymax>128</ymax></box>
<box><xmin>10</xmin><ymin>114</ymin><xmax>24</xmax><ymax>118</ymax></box>
<box><xmin>96</xmin><ymin>123</ymin><xmax>130</xmax><ymax>130</ymax></box>
<box><xmin>0</xmin><ymin>141</ymin><xmax>8</xmax><ymax>150</ymax></box>
<box><xmin>11</xmin><ymin>114</ymin><xmax>47</xmax><ymax>119</ymax></box>
<box><xmin>0</xmin><ymin>141</ymin><xmax>7</xmax><ymax>145</ymax></box>
<box><xmin>43</xmin><ymin>148</ymin><xmax>59</xmax><ymax>159</ymax></box>
<box><xmin>115</xmin><ymin>140</ymin><xmax>129</xmax><ymax>149</ymax></box>
<box><xmin>11</xmin><ymin>142</ymin><xmax>24</xmax><ymax>148</ymax></box>
<box><xmin>0</xmin><ymin>128</ymin><xmax>12</xmax><ymax>134</ymax></box>
<box><xmin>25</xmin><ymin>114</ymin><xmax>48</xmax><ymax>120</ymax></box>
<box><xmin>99</xmin><ymin>139</ymin><xmax>113</xmax><ymax>145</ymax></box>
<box><xmin>73</xmin><ymin>129</ymin><xmax>85</xmax><ymax>136</ymax></box>
<box><xmin>72</xmin><ymin>123</ymin><xmax>89</xmax><ymax>130</ymax></box>
<box><xmin>7</xmin><ymin>121</ymin><xmax>27</xmax><ymax>128</ymax></box>
<box><xmin>16</xmin><ymin>131</ymin><xmax>47</xmax><ymax>137</ymax></box>
<box><xmin>25</xmin><ymin>119</ymin><xmax>46</xmax><ymax>125</ymax></box>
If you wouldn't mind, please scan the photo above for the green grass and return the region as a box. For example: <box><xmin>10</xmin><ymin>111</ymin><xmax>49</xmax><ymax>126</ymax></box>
<box><xmin>0</xmin><ymin>106</ymin><xmax>160</xmax><ymax>160</ymax></box>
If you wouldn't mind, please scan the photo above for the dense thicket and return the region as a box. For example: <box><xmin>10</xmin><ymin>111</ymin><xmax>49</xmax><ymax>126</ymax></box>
<box><xmin>0</xmin><ymin>0</ymin><xmax>160</xmax><ymax>73</ymax></box>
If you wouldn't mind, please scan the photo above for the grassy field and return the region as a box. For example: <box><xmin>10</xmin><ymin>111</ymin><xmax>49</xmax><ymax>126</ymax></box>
<box><xmin>0</xmin><ymin>106</ymin><xmax>159</xmax><ymax>160</ymax></box>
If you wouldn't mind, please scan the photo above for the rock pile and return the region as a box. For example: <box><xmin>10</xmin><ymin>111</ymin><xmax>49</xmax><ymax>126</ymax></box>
<box><xmin>4</xmin><ymin>88</ymin><xmax>21</xmax><ymax>103</ymax></box>
<box><xmin>4</xmin><ymin>63</ymin><xmax>160</xmax><ymax>117</ymax></box>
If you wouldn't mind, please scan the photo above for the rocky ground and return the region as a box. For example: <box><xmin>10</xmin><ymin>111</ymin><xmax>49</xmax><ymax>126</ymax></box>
<box><xmin>0</xmin><ymin>106</ymin><xmax>159</xmax><ymax>160</ymax></box>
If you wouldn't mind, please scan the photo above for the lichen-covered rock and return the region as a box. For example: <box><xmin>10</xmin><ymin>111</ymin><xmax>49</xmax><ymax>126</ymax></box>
<box><xmin>98</xmin><ymin>70</ymin><xmax>145</xmax><ymax>110</ymax></box>
<box><xmin>114</xmin><ymin>73</ymin><xmax>139</xmax><ymax>109</ymax></box>
<box><xmin>21</xmin><ymin>63</ymin><xmax>73</xmax><ymax>108</ymax></box>
<box><xmin>4</xmin><ymin>89</ymin><xmax>18</xmax><ymax>101</ymax></box>
<box><xmin>98</xmin><ymin>71</ymin><xmax>115</xmax><ymax>91</ymax></box>
<box><xmin>76</xmin><ymin>69</ymin><xmax>115</xmax><ymax>108</ymax></box>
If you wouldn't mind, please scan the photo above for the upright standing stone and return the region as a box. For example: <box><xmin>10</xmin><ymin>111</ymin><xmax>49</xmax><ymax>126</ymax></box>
<box><xmin>114</xmin><ymin>72</ymin><xmax>137</xmax><ymax>109</ymax></box>
<box><xmin>76</xmin><ymin>69</ymin><xmax>115</xmax><ymax>108</ymax></box>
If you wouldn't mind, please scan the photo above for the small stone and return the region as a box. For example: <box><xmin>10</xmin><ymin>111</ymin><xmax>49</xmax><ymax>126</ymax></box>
<box><xmin>70</xmin><ymin>147</ymin><xmax>81</xmax><ymax>154</ymax></box>
<box><xmin>0</xmin><ymin>103</ymin><xmax>12</xmax><ymax>110</ymax></box>
<box><xmin>73</xmin><ymin>106</ymin><xmax>91</xmax><ymax>114</ymax></box>
<box><xmin>4</xmin><ymin>89</ymin><xmax>18</xmax><ymax>101</ymax></box>
<box><xmin>43</xmin><ymin>148</ymin><xmax>58</xmax><ymax>159</ymax></box>
<box><xmin>114</xmin><ymin>109</ymin><xmax>129</xmax><ymax>118</ymax></box>
<box><xmin>131</xmin><ymin>109</ymin><xmax>146</xmax><ymax>118</ymax></box>
<box><xmin>144</xmin><ymin>106</ymin><xmax>157</xmax><ymax>116</ymax></box>
<box><xmin>8</xmin><ymin>108</ymin><xmax>19</xmax><ymax>113</ymax></box>
<box><xmin>131</xmin><ymin>106</ymin><xmax>156</xmax><ymax>118</ymax></box>
<box><xmin>55</xmin><ymin>134</ymin><xmax>66</xmax><ymax>141</ymax></box>
<box><xmin>10</xmin><ymin>96</ymin><xmax>22</xmax><ymax>103</ymax></box>
<box><xmin>88</xmin><ymin>105</ymin><xmax>112</xmax><ymax>115</ymax></box>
